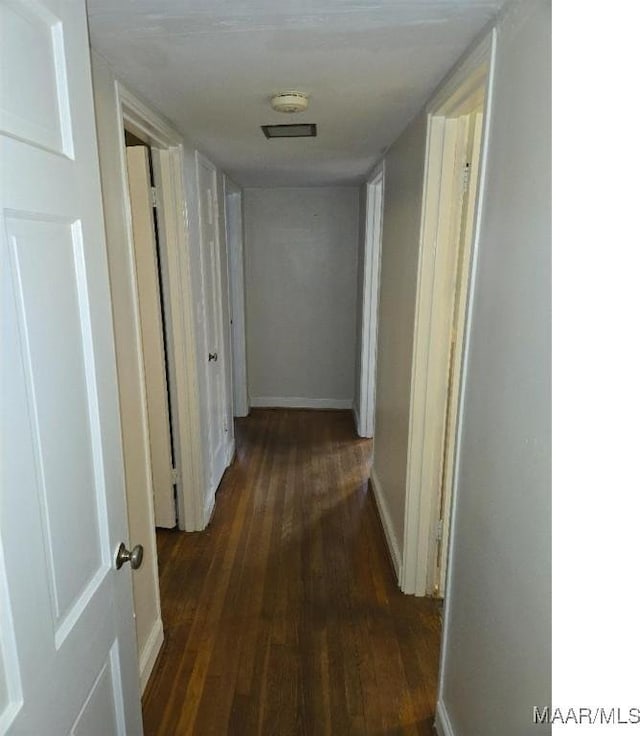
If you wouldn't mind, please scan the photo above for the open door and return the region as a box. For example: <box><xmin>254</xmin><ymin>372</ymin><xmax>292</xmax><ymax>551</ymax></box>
<box><xmin>1</xmin><ymin>0</ymin><xmax>143</xmax><ymax>732</ymax></box>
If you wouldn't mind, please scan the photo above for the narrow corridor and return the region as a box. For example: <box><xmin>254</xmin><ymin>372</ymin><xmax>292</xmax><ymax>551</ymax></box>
<box><xmin>142</xmin><ymin>409</ymin><xmax>441</xmax><ymax>734</ymax></box>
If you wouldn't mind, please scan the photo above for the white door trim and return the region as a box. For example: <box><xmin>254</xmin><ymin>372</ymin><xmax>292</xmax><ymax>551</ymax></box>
<box><xmin>402</xmin><ymin>30</ymin><xmax>497</xmax><ymax>596</ymax></box>
<box><xmin>357</xmin><ymin>162</ymin><xmax>385</xmax><ymax>438</ymax></box>
<box><xmin>114</xmin><ymin>82</ymin><xmax>204</xmax><ymax>532</ymax></box>
<box><xmin>223</xmin><ymin>176</ymin><xmax>249</xmax><ymax>418</ymax></box>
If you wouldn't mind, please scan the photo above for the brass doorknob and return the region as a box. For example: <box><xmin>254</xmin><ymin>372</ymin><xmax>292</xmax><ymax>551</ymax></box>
<box><xmin>115</xmin><ymin>542</ymin><xmax>144</xmax><ymax>570</ymax></box>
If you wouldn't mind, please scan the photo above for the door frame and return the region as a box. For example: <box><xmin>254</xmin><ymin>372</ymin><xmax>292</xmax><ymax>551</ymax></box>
<box><xmin>357</xmin><ymin>162</ymin><xmax>385</xmax><ymax>438</ymax></box>
<box><xmin>113</xmin><ymin>83</ymin><xmax>205</xmax><ymax>534</ymax></box>
<box><xmin>223</xmin><ymin>175</ymin><xmax>249</xmax><ymax>418</ymax></box>
<box><xmin>124</xmin><ymin>145</ymin><xmax>176</xmax><ymax>530</ymax></box>
<box><xmin>402</xmin><ymin>30</ymin><xmax>497</xmax><ymax>596</ymax></box>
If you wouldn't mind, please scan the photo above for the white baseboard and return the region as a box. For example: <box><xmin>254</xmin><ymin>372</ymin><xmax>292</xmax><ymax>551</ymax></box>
<box><xmin>250</xmin><ymin>396</ymin><xmax>353</xmax><ymax>410</ymax></box>
<box><xmin>369</xmin><ymin>468</ymin><xmax>402</xmax><ymax>581</ymax></box>
<box><xmin>435</xmin><ymin>700</ymin><xmax>455</xmax><ymax>736</ymax></box>
<box><xmin>139</xmin><ymin>617</ymin><xmax>164</xmax><ymax>694</ymax></box>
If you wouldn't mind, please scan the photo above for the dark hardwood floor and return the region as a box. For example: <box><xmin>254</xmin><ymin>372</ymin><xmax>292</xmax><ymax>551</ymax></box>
<box><xmin>142</xmin><ymin>409</ymin><xmax>441</xmax><ymax>735</ymax></box>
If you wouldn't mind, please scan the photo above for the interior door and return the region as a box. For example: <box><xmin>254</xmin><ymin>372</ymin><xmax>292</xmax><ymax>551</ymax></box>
<box><xmin>0</xmin><ymin>0</ymin><xmax>143</xmax><ymax>732</ymax></box>
<box><xmin>126</xmin><ymin>145</ymin><xmax>176</xmax><ymax>529</ymax></box>
<box><xmin>196</xmin><ymin>154</ymin><xmax>227</xmax><ymax>506</ymax></box>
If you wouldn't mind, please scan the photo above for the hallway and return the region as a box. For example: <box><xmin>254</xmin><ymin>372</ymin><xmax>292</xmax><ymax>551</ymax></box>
<box><xmin>142</xmin><ymin>410</ymin><xmax>442</xmax><ymax>734</ymax></box>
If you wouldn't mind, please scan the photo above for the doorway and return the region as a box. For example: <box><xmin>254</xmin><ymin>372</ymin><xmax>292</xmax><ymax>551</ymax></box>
<box><xmin>427</xmin><ymin>111</ymin><xmax>484</xmax><ymax>597</ymax></box>
<box><xmin>118</xmin><ymin>126</ymin><xmax>182</xmax><ymax>695</ymax></box>
<box><xmin>357</xmin><ymin>163</ymin><xmax>385</xmax><ymax>438</ymax></box>
<box><xmin>403</xmin><ymin>36</ymin><xmax>493</xmax><ymax>598</ymax></box>
<box><xmin>124</xmin><ymin>131</ymin><xmax>177</xmax><ymax>530</ymax></box>
<box><xmin>92</xmin><ymin>76</ymin><xmax>210</xmax><ymax>691</ymax></box>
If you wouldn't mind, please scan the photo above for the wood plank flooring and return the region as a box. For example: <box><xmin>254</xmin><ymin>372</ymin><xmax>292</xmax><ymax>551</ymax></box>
<box><xmin>142</xmin><ymin>409</ymin><xmax>441</xmax><ymax>735</ymax></box>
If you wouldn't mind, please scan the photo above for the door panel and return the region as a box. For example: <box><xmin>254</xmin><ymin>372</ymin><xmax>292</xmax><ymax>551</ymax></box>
<box><xmin>7</xmin><ymin>216</ymin><xmax>108</xmax><ymax>633</ymax></box>
<box><xmin>1</xmin><ymin>0</ymin><xmax>143</xmax><ymax>732</ymax></box>
<box><xmin>0</xmin><ymin>0</ymin><xmax>72</xmax><ymax>155</ymax></box>
<box><xmin>70</xmin><ymin>646</ymin><xmax>123</xmax><ymax>736</ymax></box>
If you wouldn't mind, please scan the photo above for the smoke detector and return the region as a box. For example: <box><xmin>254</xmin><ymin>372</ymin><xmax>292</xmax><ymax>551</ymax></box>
<box><xmin>270</xmin><ymin>91</ymin><xmax>309</xmax><ymax>114</ymax></box>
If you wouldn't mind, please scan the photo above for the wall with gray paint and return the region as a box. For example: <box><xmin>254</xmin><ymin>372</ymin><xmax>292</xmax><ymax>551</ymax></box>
<box><xmin>437</xmin><ymin>2</ymin><xmax>551</xmax><ymax>734</ymax></box>
<box><xmin>371</xmin><ymin>110</ymin><xmax>428</xmax><ymax>551</ymax></box>
<box><xmin>244</xmin><ymin>187</ymin><xmax>359</xmax><ymax>407</ymax></box>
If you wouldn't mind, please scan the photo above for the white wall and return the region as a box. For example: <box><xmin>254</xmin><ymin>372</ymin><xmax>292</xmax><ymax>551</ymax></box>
<box><xmin>370</xmin><ymin>110</ymin><xmax>428</xmax><ymax>560</ymax></box>
<box><xmin>244</xmin><ymin>187</ymin><xmax>360</xmax><ymax>408</ymax></box>
<box><xmin>437</xmin><ymin>2</ymin><xmax>551</xmax><ymax>735</ymax></box>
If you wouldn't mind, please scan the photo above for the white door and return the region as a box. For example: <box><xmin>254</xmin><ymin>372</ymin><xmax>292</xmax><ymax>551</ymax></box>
<box><xmin>196</xmin><ymin>154</ymin><xmax>227</xmax><ymax>506</ymax></box>
<box><xmin>0</xmin><ymin>0</ymin><xmax>143</xmax><ymax>733</ymax></box>
<box><xmin>126</xmin><ymin>146</ymin><xmax>176</xmax><ymax>529</ymax></box>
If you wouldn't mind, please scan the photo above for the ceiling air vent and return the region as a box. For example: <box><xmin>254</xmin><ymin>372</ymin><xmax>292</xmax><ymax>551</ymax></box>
<box><xmin>261</xmin><ymin>123</ymin><xmax>317</xmax><ymax>139</ymax></box>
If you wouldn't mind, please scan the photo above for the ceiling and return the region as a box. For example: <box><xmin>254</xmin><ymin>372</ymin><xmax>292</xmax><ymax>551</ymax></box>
<box><xmin>87</xmin><ymin>0</ymin><xmax>503</xmax><ymax>187</ymax></box>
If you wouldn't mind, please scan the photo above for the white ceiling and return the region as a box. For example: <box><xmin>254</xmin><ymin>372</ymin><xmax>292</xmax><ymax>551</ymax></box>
<box><xmin>87</xmin><ymin>0</ymin><xmax>503</xmax><ymax>187</ymax></box>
